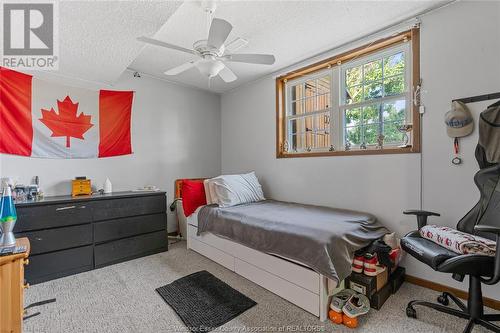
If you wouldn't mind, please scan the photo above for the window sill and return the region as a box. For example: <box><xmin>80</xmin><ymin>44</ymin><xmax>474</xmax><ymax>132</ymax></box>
<box><xmin>277</xmin><ymin>146</ymin><xmax>419</xmax><ymax>158</ymax></box>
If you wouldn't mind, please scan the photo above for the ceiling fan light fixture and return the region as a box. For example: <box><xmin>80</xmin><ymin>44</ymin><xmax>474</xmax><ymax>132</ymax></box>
<box><xmin>195</xmin><ymin>59</ymin><xmax>225</xmax><ymax>78</ymax></box>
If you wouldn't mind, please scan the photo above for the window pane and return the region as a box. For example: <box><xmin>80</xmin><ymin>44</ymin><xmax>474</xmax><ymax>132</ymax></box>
<box><xmin>317</xmin><ymin>93</ymin><xmax>331</xmax><ymax>110</ymax></box>
<box><xmin>291</xmin><ymin>84</ymin><xmax>304</xmax><ymax>100</ymax></box>
<box><xmin>305</xmin><ymin>132</ymin><xmax>313</xmax><ymax>149</ymax></box>
<box><xmin>305</xmin><ymin>79</ymin><xmax>317</xmax><ymax>96</ymax></box>
<box><xmin>289</xmin><ymin>117</ymin><xmax>305</xmax><ymax>134</ymax></box>
<box><xmin>345</xmin><ymin>126</ymin><xmax>361</xmax><ymax>145</ymax></box>
<box><xmin>383</xmin><ymin>99</ymin><xmax>406</xmax><ymax>122</ymax></box>
<box><xmin>317</xmin><ymin>76</ymin><xmax>330</xmax><ymax>95</ymax></box>
<box><xmin>313</xmin><ymin>113</ymin><xmax>330</xmax><ymax>132</ymax></box>
<box><xmin>346</xmin><ymin>66</ymin><xmax>362</xmax><ymax>86</ymax></box>
<box><xmin>291</xmin><ymin>100</ymin><xmax>304</xmax><ymax>116</ymax></box>
<box><xmin>363</xmin><ymin>104</ymin><xmax>380</xmax><ymax>124</ymax></box>
<box><xmin>383</xmin><ymin>99</ymin><xmax>405</xmax><ymax>143</ymax></box>
<box><xmin>291</xmin><ymin>133</ymin><xmax>305</xmax><ymax>151</ymax></box>
<box><xmin>345</xmin><ymin>85</ymin><xmax>363</xmax><ymax>104</ymax></box>
<box><xmin>345</xmin><ymin>108</ymin><xmax>362</xmax><ymax>127</ymax></box>
<box><xmin>364</xmin><ymin>82</ymin><xmax>383</xmax><ymax>100</ymax></box>
<box><xmin>304</xmin><ymin>116</ymin><xmax>314</xmax><ymax>133</ymax></box>
<box><xmin>383</xmin><ymin>122</ymin><xmax>403</xmax><ymax>144</ymax></box>
<box><xmin>384</xmin><ymin>75</ymin><xmax>405</xmax><ymax>96</ymax></box>
<box><xmin>384</xmin><ymin>52</ymin><xmax>404</xmax><ymax>77</ymax></box>
<box><xmin>364</xmin><ymin>123</ymin><xmax>379</xmax><ymax>145</ymax></box>
<box><xmin>364</xmin><ymin>59</ymin><xmax>382</xmax><ymax>82</ymax></box>
<box><xmin>304</xmin><ymin>96</ymin><xmax>316</xmax><ymax>113</ymax></box>
<box><xmin>314</xmin><ymin>132</ymin><xmax>331</xmax><ymax>149</ymax></box>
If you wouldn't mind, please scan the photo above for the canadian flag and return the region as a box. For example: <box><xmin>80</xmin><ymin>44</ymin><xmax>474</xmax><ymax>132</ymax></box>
<box><xmin>0</xmin><ymin>67</ymin><xmax>133</xmax><ymax>158</ymax></box>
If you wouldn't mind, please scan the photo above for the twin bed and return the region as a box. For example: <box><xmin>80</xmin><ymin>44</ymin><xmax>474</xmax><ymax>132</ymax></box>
<box><xmin>181</xmin><ymin>181</ymin><xmax>388</xmax><ymax>321</ymax></box>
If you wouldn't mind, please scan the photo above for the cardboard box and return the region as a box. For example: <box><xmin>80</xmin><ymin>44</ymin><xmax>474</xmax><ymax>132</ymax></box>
<box><xmin>346</xmin><ymin>270</ymin><xmax>388</xmax><ymax>297</ymax></box>
<box><xmin>389</xmin><ymin>266</ymin><xmax>405</xmax><ymax>294</ymax></box>
<box><xmin>370</xmin><ymin>282</ymin><xmax>392</xmax><ymax>310</ymax></box>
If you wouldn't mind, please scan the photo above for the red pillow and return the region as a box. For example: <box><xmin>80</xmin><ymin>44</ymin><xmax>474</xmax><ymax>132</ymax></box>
<box><xmin>181</xmin><ymin>180</ymin><xmax>207</xmax><ymax>217</ymax></box>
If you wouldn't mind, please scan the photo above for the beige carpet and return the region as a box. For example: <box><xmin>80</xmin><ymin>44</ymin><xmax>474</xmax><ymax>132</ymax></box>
<box><xmin>23</xmin><ymin>241</ymin><xmax>493</xmax><ymax>333</ymax></box>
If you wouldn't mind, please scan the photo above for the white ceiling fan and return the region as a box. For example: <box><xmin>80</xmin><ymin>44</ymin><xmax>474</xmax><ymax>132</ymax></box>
<box><xmin>137</xmin><ymin>2</ymin><xmax>275</xmax><ymax>83</ymax></box>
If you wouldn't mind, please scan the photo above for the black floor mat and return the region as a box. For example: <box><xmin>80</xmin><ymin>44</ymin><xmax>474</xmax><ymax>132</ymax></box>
<box><xmin>156</xmin><ymin>270</ymin><xmax>257</xmax><ymax>332</ymax></box>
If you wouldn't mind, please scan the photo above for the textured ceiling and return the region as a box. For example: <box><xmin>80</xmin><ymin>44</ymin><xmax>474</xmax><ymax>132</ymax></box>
<box><xmin>130</xmin><ymin>1</ymin><xmax>442</xmax><ymax>93</ymax></box>
<box><xmin>30</xmin><ymin>1</ymin><xmax>182</xmax><ymax>85</ymax></box>
<box><xmin>15</xmin><ymin>1</ymin><xmax>444</xmax><ymax>92</ymax></box>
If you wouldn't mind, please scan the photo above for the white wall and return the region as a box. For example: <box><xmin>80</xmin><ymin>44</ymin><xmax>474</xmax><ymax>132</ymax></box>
<box><xmin>0</xmin><ymin>71</ymin><xmax>221</xmax><ymax>232</ymax></box>
<box><xmin>221</xmin><ymin>1</ymin><xmax>500</xmax><ymax>300</ymax></box>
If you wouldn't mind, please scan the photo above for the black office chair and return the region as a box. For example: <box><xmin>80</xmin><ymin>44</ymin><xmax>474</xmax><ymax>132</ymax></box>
<box><xmin>401</xmin><ymin>104</ymin><xmax>500</xmax><ymax>333</ymax></box>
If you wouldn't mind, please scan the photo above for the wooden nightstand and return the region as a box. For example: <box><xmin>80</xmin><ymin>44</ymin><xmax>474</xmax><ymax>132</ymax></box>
<box><xmin>0</xmin><ymin>238</ymin><xmax>30</xmax><ymax>333</ymax></box>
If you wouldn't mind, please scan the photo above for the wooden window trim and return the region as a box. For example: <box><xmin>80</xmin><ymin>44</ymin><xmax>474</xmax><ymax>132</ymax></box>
<box><xmin>276</xmin><ymin>28</ymin><xmax>421</xmax><ymax>158</ymax></box>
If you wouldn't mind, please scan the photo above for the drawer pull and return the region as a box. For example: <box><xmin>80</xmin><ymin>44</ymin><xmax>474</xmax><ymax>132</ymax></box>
<box><xmin>34</xmin><ymin>237</ymin><xmax>43</xmax><ymax>241</ymax></box>
<box><xmin>56</xmin><ymin>205</ymin><xmax>76</xmax><ymax>211</ymax></box>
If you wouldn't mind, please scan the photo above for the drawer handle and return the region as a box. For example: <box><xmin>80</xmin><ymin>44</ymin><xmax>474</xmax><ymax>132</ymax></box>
<box><xmin>34</xmin><ymin>237</ymin><xmax>43</xmax><ymax>241</ymax></box>
<box><xmin>78</xmin><ymin>205</ymin><xmax>86</xmax><ymax>209</ymax></box>
<box><xmin>56</xmin><ymin>205</ymin><xmax>76</xmax><ymax>211</ymax></box>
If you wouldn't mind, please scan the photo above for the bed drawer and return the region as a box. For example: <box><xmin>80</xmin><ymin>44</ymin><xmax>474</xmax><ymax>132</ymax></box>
<box><xmin>188</xmin><ymin>224</ymin><xmax>319</xmax><ymax>294</ymax></box>
<box><xmin>235</xmin><ymin>258</ymin><xmax>319</xmax><ymax>316</ymax></box>
<box><xmin>189</xmin><ymin>238</ymin><xmax>235</xmax><ymax>271</ymax></box>
<box><xmin>188</xmin><ymin>224</ymin><xmax>237</xmax><ymax>254</ymax></box>
<box><xmin>231</xmin><ymin>242</ymin><xmax>319</xmax><ymax>294</ymax></box>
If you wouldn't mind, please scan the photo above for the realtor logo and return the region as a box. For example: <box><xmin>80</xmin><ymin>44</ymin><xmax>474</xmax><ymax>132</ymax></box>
<box><xmin>2</xmin><ymin>1</ymin><xmax>59</xmax><ymax>70</ymax></box>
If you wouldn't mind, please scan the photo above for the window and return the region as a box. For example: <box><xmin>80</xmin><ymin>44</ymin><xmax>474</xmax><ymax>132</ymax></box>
<box><xmin>276</xmin><ymin>29</ymin><xmax>420</xmax><ymax>158</ymax></box>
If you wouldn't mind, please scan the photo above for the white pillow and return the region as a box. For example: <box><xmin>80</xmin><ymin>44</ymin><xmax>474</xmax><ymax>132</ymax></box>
<box><xmin>203</xmin><ymin>179</ymin><xmax>214</xmax><ymax>204</ymax></box>
<box><xmin>204</xmin><ymin>178</ymin><xmax>220</xmax><ymax>205</ymax></box>
<box><xmin>210</xmin><ymin>172</ymin><xmax>265</xmax><ymax>207</ymax></box>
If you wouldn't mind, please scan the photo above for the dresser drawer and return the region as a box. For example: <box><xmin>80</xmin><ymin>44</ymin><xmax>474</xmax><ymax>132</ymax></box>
<box><xmin>92</xmin><ymin>195</ymin><xmax>166</xmax><ymax>221</ymax></box>
<box><xmin>94</xmin><ymin>213</ymin><xmax>166</xmax><ymax>243</ymax></box>
<box><xmin>25</xmin><ymin>245</ymin><xmax>93</xmax><ymax>284</ymax></box>
<box><xmin>16</xmin><ymin>224</ymin><xmax>92</xmax><ymax>255</ymax></box>
<box><xmin>15</xmin><ymin>203</ymin><xmax>91</xmax><ymax>232</ymax></box>
<box><xmin>94</xmin><ymin>231</ymin><xmax>167</xmax><ymax>268</ymax></box>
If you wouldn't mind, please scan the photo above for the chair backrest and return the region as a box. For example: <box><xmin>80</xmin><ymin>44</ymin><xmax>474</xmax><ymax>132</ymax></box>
<box><xmin>456</xmin><ymin>105</ymin><xmax>500</xmax><ymax>240</ymax></box>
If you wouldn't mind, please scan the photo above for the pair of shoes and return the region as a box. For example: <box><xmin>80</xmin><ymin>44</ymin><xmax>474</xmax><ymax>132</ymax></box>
<box><xmin>329</xmin><ymin>289</ymin><xmax>370</xmax><ymax>329</ymax></box>
<box><xmin>352</xmin><ymin>252</ymin><xmax>387</xmax><ymax>276</ymax></box>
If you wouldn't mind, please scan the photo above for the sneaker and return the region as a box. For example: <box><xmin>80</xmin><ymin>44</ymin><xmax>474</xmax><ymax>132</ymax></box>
<box><xmin>352</xmin><ymin>254</ymin><xmax>365</xmax><ymax>273</ymax></box>
<box><xmin>330</xmin><ymin>289</ymin><xmax>356</xmax><ymax>313</ymax></box>
<box><xmin>342</xmin><ymin>294</ymin><xmax>370</xmax><ymax>319</ymax></box>
<box><xmin>363</xmin><ymin>253</ymin><xmax>386</xmax><ymax>276</ymax></box>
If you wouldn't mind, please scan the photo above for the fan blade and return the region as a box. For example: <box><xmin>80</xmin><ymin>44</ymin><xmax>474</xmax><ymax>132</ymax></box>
<box><xmin>218</xmin><ymin>65</ymin><xmax>237</xmax><ymax>83</ymax></box>
<box><xmin>137</xmin><ymin>36</ymin><xmax>197</xmax><ymax>55</ymax></box>
<box><xmin>164</xmin><ymin>61</ymin><xmax>197</xmax><ymax>76</ymax></box>
<box><xmin>207</xmin><ymin>18</ymin><xmax>232</xmax><ymax>49</ymax></box>
<box><xmin>224</xmin><ymin>54</ymin><xmax>275</xmax><ymax>65</ymax></box>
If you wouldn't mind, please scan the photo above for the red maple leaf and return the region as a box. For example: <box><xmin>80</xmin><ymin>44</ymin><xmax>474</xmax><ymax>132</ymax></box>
<box><xmin>39</xmin><ymin>96</ymin><xmax>94</xmax><ymax>148</ymax></box>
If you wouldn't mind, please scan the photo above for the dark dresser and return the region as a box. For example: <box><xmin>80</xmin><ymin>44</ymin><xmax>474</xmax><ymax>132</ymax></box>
<box><xmin>14</xmin><ymin>191</ymin><xmax>168</xmax><ymax>284</ymax></box>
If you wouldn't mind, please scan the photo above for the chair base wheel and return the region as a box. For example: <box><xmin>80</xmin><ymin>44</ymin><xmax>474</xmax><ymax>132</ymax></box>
<box><xmin>406</xmin><ymin>306</ymin><xmax>417</xmax><ymax>319</ymax></box>
<box><xmin>437</xmin><ymin>294</ymin><xmax>449</xmax><ymax>306</ymax></box>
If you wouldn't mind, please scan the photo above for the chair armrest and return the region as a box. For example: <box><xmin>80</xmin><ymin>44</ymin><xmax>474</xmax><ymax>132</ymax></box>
<box><xmin>403</xmin><ymin>210</ymin><xmax>440</xmax><ymax>230</ymax></box>
<box><xmin>403</xmin><ymin>210</ymin><xmax>441</xmax><ymax>217</ymax></box>
<box><xmin>474</xmin><ymin>225</ymin><xmax>500</xmax><ymax>285</ymax></box>
<box><xmin>474</xmin><ymin>225</ymin><xmax>500</xmax><ymax>234</ymax></box>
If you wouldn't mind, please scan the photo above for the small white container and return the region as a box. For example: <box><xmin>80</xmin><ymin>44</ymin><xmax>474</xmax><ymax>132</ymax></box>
<box><xmin>103</xmin><ymin>178</ymin><xmax>112</xmax><ymax>194</ymax></box>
